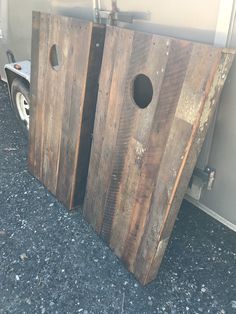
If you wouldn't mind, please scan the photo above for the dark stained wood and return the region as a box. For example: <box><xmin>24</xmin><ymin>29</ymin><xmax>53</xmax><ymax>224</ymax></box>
<box><xmin>73</xmin><ymin>25</ymin><xmax>105</xmax><ymax>206</ymax></box>
<box><xmin>83</xmin><ymin>26</ymin><xmax>235</xmax><ymax>285</ymax></box>
<box><xmin>83</xmin><ymin>27</ymin><xmax>135</xmax><ymax>229</ymax></box>
<box><xmin>28</xmin><ymin>12</ymin><xmax>105</xmax><ymax>209</ymax></box>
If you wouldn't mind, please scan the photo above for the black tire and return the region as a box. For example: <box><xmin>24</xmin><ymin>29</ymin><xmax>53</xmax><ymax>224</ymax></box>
<box><xmin>11</xmin><ymin>78</ymin><xmax>30</xmax><ymax>135</ymax></box>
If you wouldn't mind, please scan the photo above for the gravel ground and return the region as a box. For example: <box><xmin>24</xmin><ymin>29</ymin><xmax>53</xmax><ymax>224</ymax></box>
<box><xmin>0</xmin><ymin>80</ymin><xmax>236</xmax><ymax>314</ymax></box>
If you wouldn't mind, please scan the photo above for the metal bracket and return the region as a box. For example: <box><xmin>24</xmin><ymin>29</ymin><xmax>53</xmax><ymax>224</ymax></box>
<box><xmin>6</xmin><ymin>50</ymin><xmax>16</xmax><ymax>63</ymax></box>
<box><xmin>190</xmin><ymin>166</ymin><xmax>216</xmax><ymax>191</ymax></box>
<box><xmin>94</xmin><ymin>0</ymin><xmax>150</xmax><ymax>25</ymax></box>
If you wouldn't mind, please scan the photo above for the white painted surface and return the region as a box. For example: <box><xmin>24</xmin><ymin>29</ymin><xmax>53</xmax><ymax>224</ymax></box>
<box><xmin>0</xmin><ymin>0</ymin><xmax>8</xmax><ymax>40</ymax></box>
<box><xmin>214</xmin><ymin>0</ymin><xmax>234</xmax><ymax>46</ymax></box>
<box><xmin>102</xmin><ymin>0</ymin><xmax>220</xmax><ymax>31</ymax></box>
<box><xmin>185</xmin><ymin>195</ymin><xmax>236</xmax><ymax>232</ymax></box>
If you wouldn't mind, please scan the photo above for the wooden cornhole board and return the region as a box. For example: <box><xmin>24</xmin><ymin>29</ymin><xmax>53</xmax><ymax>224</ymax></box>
<box><xmin>28</xmin><ymin>12</ymin><xmax>105</xmax><ymax>209</ymax></box>
<box><xmin>83</xmin><ymin>26</ymin><xmax>235</xmax><ymax>285</ymax></box>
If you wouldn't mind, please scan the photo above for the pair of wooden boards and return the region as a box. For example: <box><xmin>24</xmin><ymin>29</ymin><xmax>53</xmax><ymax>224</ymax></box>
<box><xmin>28</xmin><ymin>12</ymin><xmax>105</xmax><ymax>208</ymax></box>
<box><xmin>28</xmin><ymin>12</ymin><xmax>235</xmax><ymax>285</ymax></box>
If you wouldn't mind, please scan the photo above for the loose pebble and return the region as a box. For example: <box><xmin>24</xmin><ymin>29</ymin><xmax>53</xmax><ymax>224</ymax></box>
<box><xmin>20</xmin><ymin>253</ymin><xmax>28</xmax><ymax>261</ymax></box>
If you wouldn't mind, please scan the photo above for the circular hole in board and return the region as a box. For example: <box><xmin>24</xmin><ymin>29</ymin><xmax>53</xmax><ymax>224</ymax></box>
<box><xmin>132</xmin><ymin>74</ymin><xmax>153</xmax><ymax>108</ymax></box>
<box><xmin>49</xmin><ymin>44</ymin><xmax>62</xmax><ymax>71</ymax></box>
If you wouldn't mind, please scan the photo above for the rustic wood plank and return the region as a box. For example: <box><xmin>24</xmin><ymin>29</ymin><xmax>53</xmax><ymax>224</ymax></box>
<box><xmin>142</xmin><ymin>50</ymin><xmax>235</xmax><ymax>285</ymax></box>
<box><xmin>83</xmin><ymin>26</ymin><xmax>235</xmax><ymax>284</ymax></box>
<box><xmin>55</xmin><ymin>20</ymin><xmax>93</xmax><ymax>206</ymax></box>
<box><xmin>83</xmin><ymin>27</ymin><xmax>135</xmax><ymax>230</ymax></box>
<box><xmin>73</xmin><ymin>24</ymin><xmax>105</xmax><ymax>207</ymax></box>
<box><xmin>100</xmin><ymin>32</ymin><xmax>155</xmax><ymax>243</ymax></box>
<box><xmin>28</xmin><ymin>12</ymin><xmax>105</xmax><ymax>209</ymax></box>
<box><xmin>28</xmin><ymin>11</ymin><xmax>40</xmax><ymax>174</ymax></box>
<box><xmin>28</xmin><ymin>12</ymin><xmax>51</xmax><ymax>178</ymax></box>
<box><xmin>134</xmin><ymin>45</ymin><xmax>223</xmax><ymax>284</ymax></box>
<box><xmin>120</xmin><ymin>40</ymin><xmax>193</xmax><ymax>271</ymax></box>
<box><xmin>41</xmin><ymin>14</ymin><xmax>63</xmax><ymax>194</ymax></box>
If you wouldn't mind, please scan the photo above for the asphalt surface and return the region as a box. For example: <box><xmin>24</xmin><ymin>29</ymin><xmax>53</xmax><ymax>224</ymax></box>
<box><xmin>0</xmin><ymin>80</ymin><xmax>236</xmax><ymax>314</ymax></box>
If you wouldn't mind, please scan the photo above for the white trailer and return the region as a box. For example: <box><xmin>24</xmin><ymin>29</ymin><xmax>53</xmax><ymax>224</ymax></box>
<box><xmin>0</xmin><ymin>0</ymin><xmax>236</xmax><ymax>231</ymax></box>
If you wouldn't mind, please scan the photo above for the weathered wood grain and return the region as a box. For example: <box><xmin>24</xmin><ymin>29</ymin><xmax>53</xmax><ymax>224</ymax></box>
<box><xmin>28</xmin><ymin>12</ymin><xmax>105</xmax><ymax>209</ymax></box>
<box><xmin>83</xmin><ymin>26</ymin><xmax>235</xmax><ymax>285</ymax></box>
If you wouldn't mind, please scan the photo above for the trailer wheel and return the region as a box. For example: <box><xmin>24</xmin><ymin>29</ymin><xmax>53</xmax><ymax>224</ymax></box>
<box><xmin>11</xmin><ymin>78</ymin><xmax>30</xmax><ymax>133</ymax></box>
